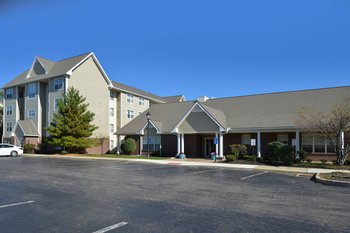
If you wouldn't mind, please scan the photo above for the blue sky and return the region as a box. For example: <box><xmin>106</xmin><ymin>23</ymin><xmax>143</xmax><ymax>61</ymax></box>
<box><xmin>1</xmin><ymin>0</ymin><xmax>349</xmax><ymax>100</ymax></box>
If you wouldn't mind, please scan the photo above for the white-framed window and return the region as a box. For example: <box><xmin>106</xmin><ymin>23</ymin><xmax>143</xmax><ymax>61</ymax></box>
<box><xmin>5</xmin><ymin>88</ymin><xmax>13</xmax><ymax>99</ymax></box>
<box><xmin>54</xmin><ymin>77</ymin><xmax>64</xmax><ymax>91</ymax></box>
<box><xmin>110</xmin><ymin>124</ymin><xmax>115</xmax><ymax>133</ymax></box>
<box><xmin>127</xmin><ymin>110</ymin><xmax>134</xmax><ymax>119</ymax></box>
<box><xmin>143</xmin><ymin>127</ymin><xmax>161</xmax><ymax>151</ymax></box>
<box><xmin>28</xmin><ymin>83</ymin><xmax>37</xmax><ymax>99</ymax></box>
<box><xmin>127</xmin><ymin>94</ymin><xmax>134</xmax><ymax>103</ymax></box>
<box><xmin>110</xmin><ymin>140</ymin><xmax>115</xmax><ymax>150</ymax></box>
<box><xmin>139</xmin><ymin>97</ymin><xmax>145</xmax><ymax>106</ymax></box>
<box><xmin>27</xmin><ymin>109</ymin><xmax>36</xmax><ymax>117</ymax></box>
<box><xmin>6</xmin><ymin>122</ymin><xmax>12</xmax><ymax>132</ymax></box>
<box><xmin>241</xmin><ymin>134</ymin><xmax>251</xmax><ymax>145</ymax></box>
<box><xmin>110</xmin><ymin>91</ymin><xmax>115</xmax><ymax>100</ymax></box>
<box><xmin>277</xmin><ymin>134</ymin><xmax>289</xmax><ymax>144</ymax></box>
<box><xmin>302</xmin><ymin>134</ymin><xmax>333</xmax><ymax>154</ymax></box>
<box><xmin>6</xmin><ymin>105</ymin><xmax>13</xmax><ymax>116</ymax></box>
<box><xmin>54</xmin><ymin>97</ymin><xmax>63</xmax><ymax>111</ymax></box>
<box><xmin>110</xmin><ymin>108</ymin><xmax>114</xmax><ymax>117</ymax></box>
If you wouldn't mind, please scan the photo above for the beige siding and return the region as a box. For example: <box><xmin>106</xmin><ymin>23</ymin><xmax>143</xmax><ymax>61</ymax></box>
<box><xmin>47</xmin><ymin>77</ymin><xmax>65</xmax><ymax>127</ymax></box>
<box><xmin>178</xmin><ymin>111</ymin><xmax>220</xmax><ymax>134</ymax></box>
<box><xmin>3</xmin><ymin>88</ymin><xmax>18</xmax><ymax>138</ymax></box>
<box><xmin>120</xmin><ymin>92</ymin><xmax>150</xmax><ymax>127</ymax></box>
<box><xmin>25</xmin><ymin>82</ymin><xmax>40</xmax><ymax>133</ymax></box>
<box><xmin>68</xmin><ymin>57</ymin><xmax>110</xmax><ymax>137</ymax></box>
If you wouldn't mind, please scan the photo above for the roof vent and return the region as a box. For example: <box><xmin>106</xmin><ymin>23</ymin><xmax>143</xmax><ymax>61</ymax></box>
<box><xmin>197</xmin><ymin>96</ymin><xmax>209</xmax><ymax>103</ymax></box>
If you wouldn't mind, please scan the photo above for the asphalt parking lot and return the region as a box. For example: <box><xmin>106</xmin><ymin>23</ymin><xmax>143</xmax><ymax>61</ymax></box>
<box><xmin>0</xmin><ymin>156</ymin><xmax>349</xmax><ymax>233</ymax></box>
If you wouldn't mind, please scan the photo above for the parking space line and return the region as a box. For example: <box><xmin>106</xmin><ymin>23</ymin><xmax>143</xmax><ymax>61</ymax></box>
<box><xmin>92</xmin><ymin>222</ymin><xmax>128</xmax><ymax>233</ymax></box>
<box><xmin>241</xmin><ymin>171</ymin><xmax>268</xmax><ymax>180</ymax></box>
<box><xmin>0</xmin><ymin>200</ymin><xmax>35</xmax><ymax>209</ymax></box>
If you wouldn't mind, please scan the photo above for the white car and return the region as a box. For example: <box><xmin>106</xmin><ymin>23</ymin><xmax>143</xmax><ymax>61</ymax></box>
<box><xmin>0</xmin><ymin>144</ymin><xmax>24</xmax><ymax>157</ymax></box>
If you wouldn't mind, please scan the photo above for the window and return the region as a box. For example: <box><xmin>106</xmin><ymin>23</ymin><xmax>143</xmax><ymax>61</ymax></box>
<box><xmin>6</xmin><ymin>122</ymin><xmax>12</xmax><ymax>132</ymax></box>
<box><xmin>302</xmin><ymin>135</ymin><xmax>313</xmax><ymax>153</ymax></box>
<box><xmin>143</xmin><ymin>126</ymin><xmax>161</xmax><ymax>151</ymax></box>
<box><xmin>110</xmin><ymin>140</ymin><xmax>115</xmax><ymax>150</ymax></box>
<box><xmin>127</xmin><ymin>94</ymin><xmax>134</xmax><ymax>103</ymax></box>
<box><xmin>314</xmin><ymin>136</ymin><xmax>326</xmax><ymax>153</ymax></box>
<box><xmin>277</xmin><ymin>134</ymin><xmax>288</xmax><ymax>144</ymax></box>
<box><xmin>54</xmin><ymin>78</ymin><xmax>64</xmax><ymax>91</ymax></box>
<box><xmin>110</xmin><ymin>91</ymin><xmax>115</xmax><ymax>100</ymax></box>
<box><xmin>139</xmin><ymin>97</ymin><xmax>145</xmax><ymax>106</ymax></box>
<box><xmin>127</xmin><ymin>110</ymin><xmax>134</xmax><ymax>119</ymax></box>
<box><xmin>27</xmin><ymin>109</ymin><xmax>36</xmax><ymax>117</ymax></box>
<box><xmin>302</xmin><ymin>134</ymin><xmax>332</xmax><ymax>154</ymax></box>
<box><xmin>6</xmin><ymin>88</ymin><xmax>13</xmax><ymax>99</ymax></box>
<box><xmin>28</xmin><ymin>83</ymin><xmax>37</xmax><ymax>99</ymax></box>
<box><xmin>6</xmin><ymin>105</ymin><xmax>13</xmax><ymax>116</ymax></box>
<box><xmin>54</xmin><ymin>98</ymin><xmax>63</xmax><ymax>110</ymax></box>
<box><xmin>110</xmin><ymin>124</ymin><xmax>115</xmax><ymax>133</ymax></box>
<box><xmin>110</xmin><ymin>108</ymin><xmax>114</xmax><ymax>117</ymax></box>
<box><xmin>241</xmin><ymin>134</ymin><xmax>251</xmax><ymax>145</ymax></box>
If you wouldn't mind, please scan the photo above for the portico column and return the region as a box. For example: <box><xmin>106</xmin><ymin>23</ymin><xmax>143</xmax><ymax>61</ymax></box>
<box><xmin>117</xmin><ymin>135</ymin><xmax>121</xmax><ymax>155</ymax></box>
<box><xmin>177</xmin><ymin>134</ymin><xmax>181</xmax><ymax>155</ymax></box>
<box><xmin>139</xmin><ymin>135</ymin><xmax>143</xmax><ymax>156</ymax></box>
<box><xmin>295</xmin><ymin>131</ymin><xmax>300</xmax><ymax>157</ymax></box>
<box><xmin>219</xmin><ymin>132</ymin><xmax>224</xmax><ymax>157</ymax></box>
<box><xmin>341</xmin><ymin>131</ymin><xmax>345</xmax><ymax>151</ymax></box>
<box><xmin>257</xmin><ymin>131</ymin><xmax>261</xmax><ymax>158</ymax></box>
<box><xmin>215</xmin><ymin>132</ymin><xmax>219</xmax><ymax>156</ymax></box>
<box><xmin>181</xmin><ymin>134</ymin><xmax>185</xmax><ymax>153</ymax></box>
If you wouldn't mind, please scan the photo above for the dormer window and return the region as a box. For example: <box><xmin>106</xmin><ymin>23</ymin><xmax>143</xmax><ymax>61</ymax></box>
<box><xmin>5</xmin><ymin>88</ymin><xmax>13</xmax><ymax>99</ymax></box>
<box><xmin>54</xmin><ymin>78</ymin><xmax>64</xmax><ymax>91</ymax></box>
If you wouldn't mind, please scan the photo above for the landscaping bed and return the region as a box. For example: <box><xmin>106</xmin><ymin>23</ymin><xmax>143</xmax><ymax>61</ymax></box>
<box><xmin>319</xmin><ymin>172</ymin><xmax>350</xmax><ymax>181</ymax></box>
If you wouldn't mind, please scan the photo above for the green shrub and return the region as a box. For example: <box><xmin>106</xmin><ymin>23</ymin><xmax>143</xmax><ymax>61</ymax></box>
<box><xmin>297</xmin><ymin>150</ymin><xmax>308</xmax><ymax>163</ymax></box>
<box><xmin>229</xmin><ymin>144</ymin><xmax>247</xmax><ymax>159</ymax></box>
<box><xmin>321</xmin><ymin>160</ymin><xmax>328</xmax><ymax>165</ymax></box>
<box><xmin>306</xmin><ymin>158</ymin><xmax>313</xmax><ymax>164</ymax></box>
<box><xmin>268</xmin><ymin>141</ymin><xmax>295</xmax><ymax>166</ymax></box>
<box><xmin>60</xmin><ymin>150</ymin><xmax>68</xmax><ymax>155</ymax></box>
<box><xmin>225</xmin><ymin>155</ymin><xmax>237</xmax><ymax>162</ymax></box>
<box><xmin>23</xmin><ymin>144</ymin><xmax>36</xmax><ymax>153</ymax></box>
<box><xmin>121</xmin><ymin>138</ymin><xmax>136</xmax><ymax>155</ymax></box>
<box><xmin>243</xmin><ymin>155</ymin><xmax>256</xmax><ymax>162</ymax></box>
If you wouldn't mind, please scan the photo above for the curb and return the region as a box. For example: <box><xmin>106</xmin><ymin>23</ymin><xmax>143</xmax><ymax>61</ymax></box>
<box><xmin>22</xmin><ymin>154</ymin><xmax>350</xmax><ymax>175</ymax></box>
<box><xmin>315</xmin><ymin>173</ymin><xmax>350</xmax><ymax>187</ymax></box>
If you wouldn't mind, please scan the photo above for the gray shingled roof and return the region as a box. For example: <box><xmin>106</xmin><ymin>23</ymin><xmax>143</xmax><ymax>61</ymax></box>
<box><xmin>3</xmin><ymin>53</ymin><xmax>91</xmax><ymax>88</ymax></box>
<box><xmin>111</xmin><ymin>81</ymin><xmax>166</xmax><ymax>103</ymax></box>
<box><xmin>16</xmin><ymin>120</ymin><xmax>39</xmax><ymax>136</ymax></box>
<box><xmin>117</xmin><ymin>86</ymin><xmax>350</xmax><ymax>135</ymax></box>
<box><xmin>163</xmin><ymin>95</ymin><xmax>186</xmax><ymax>103</ymax></box>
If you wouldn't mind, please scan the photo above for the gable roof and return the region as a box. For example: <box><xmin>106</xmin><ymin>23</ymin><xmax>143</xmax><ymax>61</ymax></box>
<box><xmin>163</xmin><ymin>95</ymin><xmax>186</xmax><ymax>103</ymax></box>
<box><xmin>3</xmin><ymin>53</ymin><xmax>93</xmax><ymax>88</ymax></box>
<box><xmin>111</xmin><ymin>80</ymin><xmax>166</xmax><ymax>103</ymax></box>
<box><xmin>15</xmin><ymin>120</ymin><xmax>40</xmax><ymax>136</ymax></box>
<box><xmin>117</xmin><ymin>86</ymin><xmax>350</xmax><ymax>135</ymax></box>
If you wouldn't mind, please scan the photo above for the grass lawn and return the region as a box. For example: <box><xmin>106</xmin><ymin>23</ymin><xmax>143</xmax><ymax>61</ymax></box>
<box><xmin>71</xmin><ymin>154</ymin><xmax>169</xmax><ymax>160</ymax></box>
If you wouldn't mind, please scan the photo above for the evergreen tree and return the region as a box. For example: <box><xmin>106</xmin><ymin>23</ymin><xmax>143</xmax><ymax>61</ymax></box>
<box><xmin>47</xmin><ymin>87</ymin><xmax>98</xmax><ymax>153</ymax></box>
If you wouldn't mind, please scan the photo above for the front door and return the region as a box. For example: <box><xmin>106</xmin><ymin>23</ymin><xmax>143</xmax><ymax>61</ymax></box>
<box><xmin>204</xmin><ymin>138</ymin><xmax>215</xmax><ymax>157</ymax></box>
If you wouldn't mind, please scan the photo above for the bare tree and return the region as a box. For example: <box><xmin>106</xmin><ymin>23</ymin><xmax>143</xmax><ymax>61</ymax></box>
<box><xmin>297</xmin><ymin>98</ymin><xmax>350</xmax><ymax>165</ymax></box>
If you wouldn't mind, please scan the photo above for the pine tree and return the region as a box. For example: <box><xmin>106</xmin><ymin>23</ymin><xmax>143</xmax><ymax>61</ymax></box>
<box><xmin>47</xmin><ymin>87</ymin><xmax>98</xmax><ymax>153</ymax></box>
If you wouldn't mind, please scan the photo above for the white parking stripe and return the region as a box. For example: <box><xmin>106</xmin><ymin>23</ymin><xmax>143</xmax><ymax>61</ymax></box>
<box><xmin>0</xmin><ymin>200</ymin><xmax>35</xmax><ymax>209</ymax></box>
<box><xmin>92</xmin><ymin>222</ymin><xmax>128</xmax><ymax>233</ymax></box>
<box><xmin>241</xmin><ymin>171</ymin><xmax>268</xmax><ymax>180</ymax></box>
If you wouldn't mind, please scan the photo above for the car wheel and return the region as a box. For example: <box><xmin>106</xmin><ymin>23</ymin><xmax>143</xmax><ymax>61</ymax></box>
<box><xmin>10</xmin><ymin>151</ymin><xmax>18</xmax><ymax>157</ymax></box>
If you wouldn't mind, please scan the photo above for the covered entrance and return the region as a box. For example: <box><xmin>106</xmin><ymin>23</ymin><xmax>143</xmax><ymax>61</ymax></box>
<box><xmin>204</xmin><ymin>137</ymin><xmax>215</xmax><ymax>157</ymax></box>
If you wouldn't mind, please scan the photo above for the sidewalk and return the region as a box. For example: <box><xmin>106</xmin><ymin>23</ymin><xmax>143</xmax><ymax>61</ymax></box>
<box><xmin>23</xmin><ymin>154</ymin><xmax>350</xmax><ymax>174</ymax></box>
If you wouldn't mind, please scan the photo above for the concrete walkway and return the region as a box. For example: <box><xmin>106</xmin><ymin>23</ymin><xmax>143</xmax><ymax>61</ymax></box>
<box><xmin>23</xmin><ymin>154</ymin><xmax>350</xmax><ymax>174</ymax></box>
